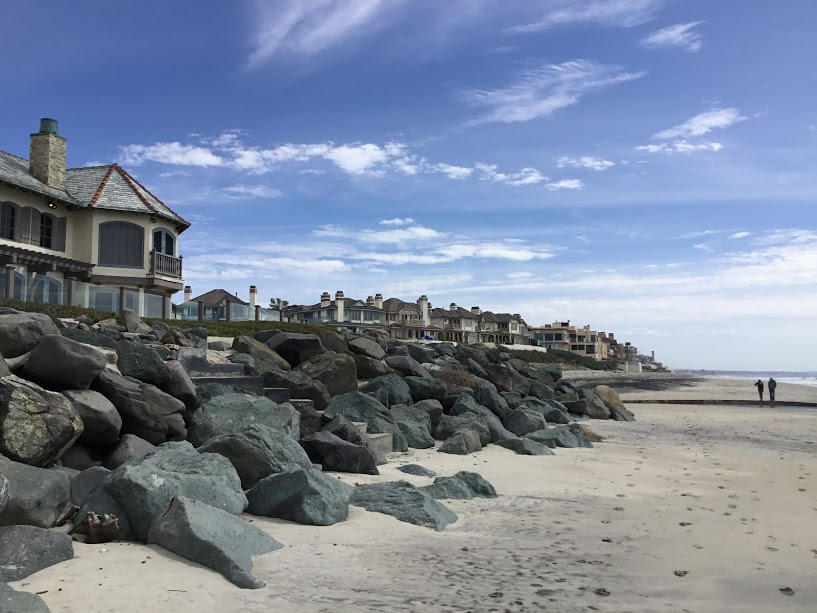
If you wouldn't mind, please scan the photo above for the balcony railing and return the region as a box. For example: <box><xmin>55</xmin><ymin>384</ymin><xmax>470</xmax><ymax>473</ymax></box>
<box><xmin>149</xmin><ymin>250</ymin><xmax>182</xmax><ymax>279</ymax></box>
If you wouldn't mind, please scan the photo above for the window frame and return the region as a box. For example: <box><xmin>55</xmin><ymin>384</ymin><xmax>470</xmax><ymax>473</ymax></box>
<box><xmin>152</xmin><ymin>228</ymin><xmax>176</xmax><ymax>256</ymax></box>
<box><xmin>0</xmin><ymin>202</ymin><xmax>16</xmax><ymax>240</ymax></box>
<box><xmin>39</xmin><ymin>213</ymin><xmax>54</xmax><ymax>249</ymax></box>
<box><xmin>98</xmin><ymin>221</ymin><xmax>145</xmax><ymax>269</ymax></box>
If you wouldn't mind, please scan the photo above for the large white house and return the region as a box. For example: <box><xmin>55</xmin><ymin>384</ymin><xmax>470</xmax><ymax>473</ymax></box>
<box><xmin>0</xmin><ymin>118</ymin><xmax>189</xmax><ymax>317</ymax></box>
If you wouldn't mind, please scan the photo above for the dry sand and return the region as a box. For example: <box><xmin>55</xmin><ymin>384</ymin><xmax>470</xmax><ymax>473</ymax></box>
<box><xmin>10</xmin><ymin>378</ymin><xmax>817</xmax><ymax>612</ymax></box>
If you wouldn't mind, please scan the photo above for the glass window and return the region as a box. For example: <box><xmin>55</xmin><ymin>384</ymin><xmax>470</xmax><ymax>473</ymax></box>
<box><xmin>39</xmin><ymin>214</ymin><xmax>53</xmax><ymax>248</ymax></box>
<box><xmin>152</xmin><ymin>229</ymin><xmax>175</xmax><ymax>256</ymax></box>
<box><xmin>0</xmin><ymin>203</ymin><xmax>15</xmax><ymax>240</ymax></box>
<box><xmin>99</xmin><ymin>222</ymin><xmax>144</xmax><ymax>268</ymax></box>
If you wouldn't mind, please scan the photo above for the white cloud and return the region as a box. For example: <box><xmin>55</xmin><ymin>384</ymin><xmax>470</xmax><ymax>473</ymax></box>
<box><xmin>315</xmin><ymin>224</ymin><xmax>445</xmax><ymax>244</ymax></box>
<box><xmin>119</xmin><ymin>143</ymin><xmax>224</xmax><ymax>167</ymax></box>
<box><xmin>219</xmin><ymin>184</ymin><xmax>282</xmax><ymax>200</ymax></box>
<box><xmin>557</xmin><ymin>156</ymin><xmax>615</xmax><ymax>170</ymax></box>
<box><xmin>640</xmin><ymin>21</ymin><xmax>704</xmax><ymax>52</ymax></box>
<box><xmin>653</xmin><ymin>108</ymin><xmax>746</xmax><ymax>140</ymax></box>
<box><xmin>321</xmin><ymin>143</ymin><xmax>389</xmax><ymax>175</ymax></box>
<box><xmin>677</xmin><ymin>230</ymin><xmax>721</xmax><ymax>239</ymax></box>
<box><xmin>635</xmin><ymin>140</ymin><xmax>724</xmax><ymax>154</ymax></box>
<box><xmin>729</xmin><ymin>231</ymin><xmax>751</xmax><ymax>240</ymax></box>
<box><xmin>475</xmin><ymin>163</ymin><xmax>547</xmax><ymax>186</ymax></box>
<box><xmin>379</xmin><ymin>218</ymin><xmax>414</xmax><ymax>226</ymax></box>
<box><xmin>506</xmin><ymin>0</ymin><xmax>664</xmax><ymax>33</ymax></box>
<box><xmin>246</xmin><ymin>0</ymin><xmax>396</xmax><ymax>66</ymax></box>
<box><xmin>460</xmin><ymin>60</ymin><xmax>646</xmax><ymax>126</ymax></box>
<box><xmin>545</xmin><ymin>179</ymin><xmax>584</xmax><ymax>191</ymax></box>
<box><xmin>432</xmin><ymin>163</ymin><xmax>473</xmax><ymax>180</ymax></box>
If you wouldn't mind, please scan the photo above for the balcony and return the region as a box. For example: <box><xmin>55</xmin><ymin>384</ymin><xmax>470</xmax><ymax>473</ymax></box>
<box><xmin>149</xmin><ymin>249</ymin><xmax>182</xmax><ymax>279</ymax></box>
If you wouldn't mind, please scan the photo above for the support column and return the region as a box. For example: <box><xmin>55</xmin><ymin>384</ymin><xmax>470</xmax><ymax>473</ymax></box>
<box><xmin>65</xmin><ymin>276</ymin><xmax>75</xmax><ymax>306</ymax></box>
<box><xmin>4</xmin><ymin>265</ymin><xmax>15</xmax><ymax>300</ymax></box>
<box><xmin>137</xmin><ymin>288</ymin><xmax>146</xmax><ymax>317</ymax></box>
<box><xmin>255</xmin><ymin>305</ymin><xmax>261</xmax><ymax>321</ymax></box>
<box><xmin>118</xmin><ymin>287</ymin><xmax>126</xmax><ymax>317</ymax></box>
<box><xmin>225</xmin><ymin>299</ymin><xmax>232</xmax><ymax>322</ymax></box>
<box><xmin>161</xmin><ymin>295</ymin><xmax>169</xmax><ymax>319</ymax></box>
<box><xmin>197</xmin><ymin>300</ymin><xmax>204</xmax><ymax>321</ymax></box>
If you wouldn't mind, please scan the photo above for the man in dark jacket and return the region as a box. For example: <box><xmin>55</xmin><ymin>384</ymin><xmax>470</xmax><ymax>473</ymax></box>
<box><xmin>754</xmin><ymin>379</ymin><xmax>764</xmax><ymax>403</ymax></box>
<box><xmin>768</xmin><ymin>378</ymin><xmax>777</xmax><ymax>406</ymax></box>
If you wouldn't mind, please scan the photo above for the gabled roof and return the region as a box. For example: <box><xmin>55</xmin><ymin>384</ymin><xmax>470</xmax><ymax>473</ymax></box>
<box><xmin>66</xmin><ymin>164</ymin><xmax>190</xmax><ymax>229</ymax></box>
<box><xmin>0</xmin><ymin>150</ymin><xmax>80</xmax><ymax>207</ymax></box>
<box><xmin>382</xmin><ymin>297</ymin><xmax>421</xmax><ymax>313</ymax></box>
<box><xmin>188</xmin><ymin>289</ymin><xmax>249</xmax><ymax>306</ymax></box>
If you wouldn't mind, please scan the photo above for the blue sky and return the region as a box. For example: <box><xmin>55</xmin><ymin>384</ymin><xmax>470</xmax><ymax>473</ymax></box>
<box><xmin>2</xmin><ymin>0</ymin><xmax>816</xmax><ymax>370</ymax></box>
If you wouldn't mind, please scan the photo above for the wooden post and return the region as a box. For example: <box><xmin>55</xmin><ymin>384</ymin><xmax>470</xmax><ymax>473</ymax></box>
<box><xmin>4</xmin><ymin>265</ymin><xmax>15</xmax><ymax>300</ymax></box>
<box><xmin>197</xmin><ymin>300</ymin><xmax>204</xmax><ymax>321</ymax></box>
<box><xmin>225</xmin><ymin>299</ymin><xmax>232</xmax><ymax>322</ymax></box>
<box><xmin>255</xmin><ymin>304</ymin><xmax>261</xmax><ymax>321</ymax></box>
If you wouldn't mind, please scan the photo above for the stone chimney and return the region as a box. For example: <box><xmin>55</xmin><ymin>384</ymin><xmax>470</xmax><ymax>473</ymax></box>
<box><xmin>366</xmin><ymin>296</ymin><xmax>375</xmax><ymax>306</ymax></box>
<box><xmin>320</xmin><ymin>292</ymin><xmax>331</xmax><ymax>308</ymax></box>
<box><xmin>513</xmin><ymin>313</ymin><xmax>521</xmax><ymax>319</ymax></box>
<box><xmin>29</xmin><ymin>118</ymin><xmax>67</xmax><ymax>190</ymax></box>
<box><xmin>335</xmin><ymin>291</ymin><xmax>345</xmax><ymax>322</ymax></box>
<box><xmin>418</xmin><ymin>295</ymin><xmax>429</xmax><ymax>327</ymax></box>
<box><xmin>374</xmin><ymin>293</ymin><xmax>383</xmax><ymax>309</ymax></box>
<box><xmin>183</xmin><ymin>285</ymin><xmax>192</xmax><ymax>302</ymax></box>
<box><xmin>471</xmin><ymin>306</ymin><xmax>481</xmax><ymax>316</ymax></box>
<box><xmin>249</xmin><ymin>285</ymin><xmax>257</xmax><ymax>309</ymax></box>
<box><xmin>449</xmin><ymin>303</ymin><xmax>457</xmax><ymax>311</ymax></box>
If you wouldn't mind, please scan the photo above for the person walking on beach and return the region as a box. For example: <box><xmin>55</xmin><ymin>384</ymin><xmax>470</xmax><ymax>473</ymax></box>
<box><xmin>768</xmin><ymin>377</ymin><xmax>777</xmax><ymax>407</ymax></box>
<box><xmin>754</xmin><ymin>379</ymin><xmax>764</xmax><ymax>403</ymax></box>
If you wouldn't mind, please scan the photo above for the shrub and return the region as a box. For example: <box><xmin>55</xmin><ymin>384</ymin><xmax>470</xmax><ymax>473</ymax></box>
<box><xmin>0</xmin><ymin>299</ymin><xmax>117</xmax><ymax>322</ymax></box>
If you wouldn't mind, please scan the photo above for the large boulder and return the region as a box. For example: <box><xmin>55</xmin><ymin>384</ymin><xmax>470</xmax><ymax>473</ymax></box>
<box><xmin>321</xmin><ymin>415</ymin><xmax>386</xmax><ymax>465</ymax></box>
<box><xmin>22</xmin><ymin>334</ymin><xmax>107</xmax><ymax>391</ymax></box>
<box><xmin>0</xmin><ymin>312</ymin><xmax>61</xmax><ymax>358</ymax></box>
<box><xmin>360</xmin><ymin>374</ymin><xmax>413</xmax><ymax>406</ymax></box>
<box><xmin>421</xmin><ymin>471</ymin><xmax>497</xmax><ymax>500</ymax></box>
<box><xmin>265</xmin><ymin>333</ymin><xmax>326</xmax><ymax>368</ymax></box>
<box><xmin>261</xmin><ymin>369</ymin><xmax>331</xmax><ymax>411</ymax></box>
<box><xmin>61</xmin><ymin>326</ymin><xmax>118</xmax><ymax>349</ymax></box>
<box><xmin>318</xmin><ymin>332</ymin><xmax>348</xmax><ymax>354</ymax></box>
<box><xmin>246</xmin><ymin>468</ymin><xmax>352</xmax><ymax>526</ymax></box>
<box><xmin>0</xmin><ymin>472</ymin><xmax>7</xmax><ymax>514</ymax></box>
<box><xmin>391</xmin><ymin>405</ymin><xmax>434</xmax><ymax>449</ymax></box>
<box><xmin>300</xmin><ymin>431</ymin><xmax>379</xmax><ymax>475</ymax></box>
<box><xmin>92</xmin><ymin>371</ymin><xmax>186</xmax><ymax>445</ymax></box>
<box><xmin>188</xmin><ymin>393</ymin><xmax>300</xmax><ymax>447</ymax></box>
<box><xmin>103</xmin><ymin>434</ymin><xmax>157</xmax><ymax>469</ymax></box>
<box><xmin>438</xmin><ymin>430</ymin><xmax>482</xmax><ymax>455</ymax></box>
<box><xmin>63</xmin><ymin>390</ymin><xmax>122</xmax><ymax>446</ymax></box>
<box><xmin>384</xmin><ymin>356</ymin><xmax>430</xmax><ymax>378</ymax></box>
<box><xmin>518</xmin><ymin>398</ymin><xmax>570</xmax><ymax>424</ymax></box>
<box><xmin>0</xmin><ymin>582</ymin><xmax>51</xmax><ymax>613</ymax></box>
<box><xmin>296</xmin><ymin>352</ymin><xmax>357</xmax><ymax>397</ymax></box>
<box><xmin>503</xmin><ymin>408</ymin><xmax>549</xmax><ymax>437</ymax></box>
<box><xmin>347</xmin><ymin>336</ymin><xmax>385</xmax><ymax>360</ymax></box>
<box><xmin>562</xmin><ymin>397</ymin><xmax>610</xmax><ymax>420</ymax></box>
<box><xmin>114</xmin><ymin>340</ymin><xmax>169</xmax><ymax>386</ymax></box>
<box><xmin>147</xmin><ymin>496</ymin><xmax>282</xmax><ymax>589</ymax></box>
<box><xmin>433</xmin><ymin>414</ymin><xmax>490</xmax><ymax>447</ymax></box>
<box><xmin>198</xmin><ymin>424</ymin><xmax>312</xmax><ymax>489</ymax></box>
<box><xmin>429</xmin><ymin>368</ymin><xmax>478</xmax><ymax>392</ymax></box>
<box><xmin>158</xmin><ymin>361</ymin><xmax>198</xmax><ymax>412</ymax></box>
<box><xmin>70</xmin><ymin>466</ymin><xmax>111</xmax><ymax>506</ymax></box>
<box><xmin>594</xmin><ymin>385</ymin><xmax>636</xmax><ymax>421</ymax></box>
<box><xmin>232</xmin><ymin>335</ymin><xmax>291</xmax><ymax>372</ymax></box>
<box><xmin>404</xmin><ymin>344</ymin><xmax>436</xmax><ymax>364</ymax></box>
<box><xmin>61</xmin><ymin>442</ymin><xmax>104</xmax><ymax>471</ymax></box>
<box><xmin>396</xmin><ymin>464</ymin><xmax>437</xmax><ymax>477</ymax></box>
<box><xmin>0</xmin><ymin>375</ymin><xmax>83</xmax><ymax>466</ymax></box>
<box><xmin>482</xmin><ymin>363</ymin><xmax>530</xmax><ymax>395</ymax></box>
<box><xmin>404</xmin><ymin>376</ymin><xmax>446</xmax><ymax>402</ymax></box>
<box><xmin>0</xmin><ymin>525</ymin><xmax>73</xmax><ymax>582</ymax></box>
<box><xmin>77</xmin><ymin>442</ymin><xmax>247</xmax><ymax>542</ymax></box>
<box><xmin>0</xmin><ymin>456</ymin><xmax>69</xmax><ymax>527</ymax></box>
<box><xmin>121</xmin><ymin>309</ymin><xmax>152</xmax><ymax>334</ymax></box>
<box><xmin>524</xmin><ymin>426</ymin><xmax>590</xmax><ymax>449</ymax></box>
<box><xmin>351</xmin><ymin>353</ymin><xmax>394</xmax><ymax>379</ymax></box>
<box><xmin>410</xmin><ymin>399</ymin><xmax>444</xmax><ymax>428</ymax></box>
<box><xmin>495</xmin><ymin>437</ymin><xmax>554</xmax><ymax>456</ymax></box>
<box><xmin>349</xmin><ymin>480</ymin><xmax>457</xmax><ymax>531</ymax></box>
<box><xmin>449</xmin><ymin>394</ymin><xmax>515</xmax><ymax>443</ymax></box>
<box><xmin>327</xmin><ymin>392</ymin><xmax>407</xmax><ymax>452</ymax></box>
<box><xmin>475</xmin><ymin>381</ymin><xmax>512</xmax><ymax>420</ymax></box>
<box><xmin>527</xmin><ymin>379</ymin><xmax>556</xmax><ymax>401</ymax></box>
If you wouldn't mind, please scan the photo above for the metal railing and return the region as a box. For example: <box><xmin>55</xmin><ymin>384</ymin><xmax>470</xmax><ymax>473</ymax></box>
<box><xmin>150</xmin><ymin>250</ymin><xmax>182</xmax><ymax>279</ymax></box>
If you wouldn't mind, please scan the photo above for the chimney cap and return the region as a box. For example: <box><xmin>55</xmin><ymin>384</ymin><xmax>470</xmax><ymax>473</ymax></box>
<box><xmin>184</xmin><ymin>285</ymin><xmax>191</xmax><ymax>291</ymax></box>
<box><xmin>36</xmin><ymin>118</ymin><xmax>60</xmax><ymax>136</ymax></box>
<box><xmin>249</xmin><ymin>285</ymin><xmax>257</xmax><ymax>292</ymax></box>
<box><xmin>375</xmin><ymin>293</ymin><xmax>383</xmax><ymax>298</ymax></box>
<box><xmin>419</xmin><ymin>294</ymin><xmax>428</xmax><ymax>300</ymax></box>
<box><xmin>335</xmin><ymin>290</ymin><xmax>344</xmax><ymax>296</ymax></box>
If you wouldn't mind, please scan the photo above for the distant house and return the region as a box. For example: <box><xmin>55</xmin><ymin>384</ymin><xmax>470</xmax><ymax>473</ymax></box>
<box><xmin>0</xmin><ymin>118</ymin><xmax>189</xmax><ymax>316</ymax></box>
<box><xmin>430</xmin><ymin>303</ymin><xmax>480</xmax><ymax>344</ymax></box>
<box><xmin>478</xmin><ymin>311</ymin><xmax>529</xmax><ymax>345</ymax></box>
<box><xmin>287</xmin><ymin>291</ymin><xmax>383</xmax><ymax>333</ymax></box>
<box><xmin>176</xmin><ymin>287</ymin><xmax>251</xmax><ymax>321</ymax></box>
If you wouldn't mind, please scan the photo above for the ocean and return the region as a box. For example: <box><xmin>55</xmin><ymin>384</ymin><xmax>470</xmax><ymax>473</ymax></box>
<box><xmin>688</xmin><ymin>371</ymin><xmax>817</xmax><ymax>388</ymax></box>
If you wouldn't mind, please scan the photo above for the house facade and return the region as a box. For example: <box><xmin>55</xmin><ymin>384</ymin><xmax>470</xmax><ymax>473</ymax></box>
<box><xmin>430</xmin><ymin>303</ymin><xmax>481</xmax><ymax>344</ymax></box>
<box><xmin>287</xmin><ymin>291</ymin><xmax>384</xmax><ymax>334</ymax></box>
<box><xmin>0</xmin><ymin>118</ymin><xmax>189</xmax><ymax>316</ymax></box>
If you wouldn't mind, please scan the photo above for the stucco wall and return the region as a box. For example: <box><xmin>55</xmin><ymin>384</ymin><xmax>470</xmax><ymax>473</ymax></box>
<box><xmin>0</xmin><ymin>184</ymin><xmax>75</xmax><ymax>258</ymax></box>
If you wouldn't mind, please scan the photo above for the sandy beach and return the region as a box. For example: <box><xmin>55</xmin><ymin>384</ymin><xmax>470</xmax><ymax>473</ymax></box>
<box><xmin>11</xmin><ymin>376</ymin><xmax>817</xmax><ymax>613</ymax></box>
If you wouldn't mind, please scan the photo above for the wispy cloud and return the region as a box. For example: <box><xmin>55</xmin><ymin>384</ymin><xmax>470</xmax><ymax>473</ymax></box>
<box><xmin>635</xmin><ymin>141</ymin><xmax>723</xmax><ymax>154</ymax></box>
<box><xmin>677</xmin><ymin>229</ymin><xmax>722</xmax><ymax>239</ymax></box>
<box><xmin>640</xmin><ymin>21</ymin><xmax>704</xmax><ymax>52</ymax></box>
<box><xmin>379</xmin><ymin>218</ymin><xmax>414</xmax><ymax>226</ymax></box>
<box><xmin>315</xmin><ymin>223</ymin><xmax>445</xmax><ymax>244</ymax></box>
<box><xmin>653</xmin><ymin>108</ymin><xmax>746</xmax><ymax>140</ymax></box>
<box><xmin>119</xmin><ymin>143</ymin><xmax>224</xmax><ymax>167</ymax></box>
<box><xmin>557</xmin><ymin>156</ymin><xmax>615</xmax><ymax>170</ymax></box>
<box><xmin>506</xmin><ymin>0</ymin><xmax>664</xmax><ymax>33</ymax></box>
<box><xmin>475</xmin><ymin>163</ymin><xmax>547</xmax><ymax>186</ymax></box>
<box><xmin>546</xmin><ymin>179</ymin><xmax>584</xmax><ymax>191</ymax></box>
<box><xmin>729</xmin><ymin>231</ymin><xmax>751</xmax><ymax>240</ymax></box>
<box><xmin>460</xmin><ymin>60</ymin><xmax>646</xmax><ymax>126</ymax></box>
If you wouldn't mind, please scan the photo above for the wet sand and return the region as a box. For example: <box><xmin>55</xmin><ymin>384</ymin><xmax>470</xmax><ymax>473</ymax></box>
<box><xmin>11</xmin><ymin>381</ymin><xmax>817</xmax><ymax>612</ymax></box>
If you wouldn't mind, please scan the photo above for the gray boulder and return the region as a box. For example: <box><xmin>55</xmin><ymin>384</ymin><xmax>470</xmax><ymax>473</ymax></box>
<box><xmin>434</xmin><ymin>413</ymin><xmax>491</xmax><ymax>447</ymax></box>
<box><xmin>70</xmin><ymin>466</ymin><xmax>111</xmax><ymax>506</ymax></box>
<box><xmin>567</xmin><ymin>423</ymin><xmax>595</xmax><ymax>448</ymax></box>
<box><xmin>396</xmin><ymin>464</ymin><xmax>437</xmax><ymax>477</ymax></box>
<box><xmin>495</xmin><ymin>437</ymin><xmax>554</xmax><ymax>456</ymax></box>
<box><xmin>290</xmin><ymin>400</ymin><xmax>322</xmax><ymax>439</ymax></box>
<box><xmin>61</xmin><ymin>326</ymin><xmax>118</xmax><ymax>349</ymax></box>
<box><xmin>0</xmin><ymin>312</ymin><xmax>61</xmax><ymax>358</ymax></box>
<box><xmin>198</xmin><ymin>424</ymin><xmax>312</xmax><ymax>489</ymax></box>
<box><xmin>246</xmin><ymin>468</ymin><xmax>352</xmax><ymax>526</ymax></box>
<box><xmin>296</xmin><ymin>352</ymin><xmax>357</xmax><ymax>397</ymax></box>
<box><xmin>410</xmin><ymin>399</ymin><xmax>444</xmax><ymax>428</ymax></box>
<box><xmin>482</xmin><ymin>363</ymin><xmax>530</xmax><ymax>395</ymax></box>
<box><xmin>0</xmin><ymin>525</ymin><xmax>73</xmax><ymax>582</ymax></box>
<box><xmin>391</xmin><ymin>405</ymin><xmax>434</xmax><ymax>449</ymax></box>
<box><xmin>227</xmin><ymin>352</ymin><xmax>255</xmax><ymax>374</ymax></box>
<box><xmin>22</xmin><ymin>334</ymin><xmax>107</xmax><ymax>391</ymax></box>
<box><xmin>231</xmin><ymin>335</ymin><xmax>291</xmax><ymax>372</ymax></box>
<box><xmin>404</xmin><ymin>344</ymin><xmax>436</xmax><ymax>364</ymax></box>
<box><xmin>327</xmin><ymin>392</ymin><xmax>407</xmax><ymax>452</ymax></box>
<box><xmin>438</xmin><ymin>430</ymin><xmax>482</xmax><ymax>455</ymax></box>
<box><xmin>61</xmin><ymin>442</ymin><xmax>104</xmax><ymax>471</ymax></box>
<box><xmin>385</xmin><ymin>355</ymin><xmax>430</xmax><ymax>378</ymax></box>
<box><xmin>575</xmin><ymin>390</ymin><xmax>613</xmax><ymax>419</ymax></box>
<box><xmin>476</xmin><ymin>382</ymin><xmax>512</xmax><ymax>420</ymax></box>
<box><xmin>421</xmin><ymin>471</ymin><xmax>497</xmax><ymax>500</ymax></box>
<box><xmin>207</xmin><ymin>340</ymin><xmax>232</xmax><ymax>351</ymax></box>
<box><xmin>518</xmin><ymin>398</ymin><xmax>570</xmax><ymax>424</ymax></box>
<box><xmin>527</xmin><ymin>379</ymin><xmax>556</xmax><ymax>401</ymax></box>
<box><xmin>114</xmin><ymin>340</ymin><xmax>169</xmax><ymax>386</ymax></box>
<box><xmin>158</xmin><ymin>361</ymin><xmax>198</xmax><ymax>412</ymax></box>
<box><xmin>610</xmin><ymin>404</ymin><xmax>636</xmax><ymax>422</ymax></box>
<box><xmin>524</xmin><ymin>426</ymin><xmax>591</xmax><ymax>449</ymax></box>
<box><xmin>0</xmin><ymin>472</ymin><xmax>7</xmax><ymax>514</ymax></box>
<box><xmin>265</xmin><ymin>333</ymin><xmax>325</xmax><ymax>368</ymax></box>
<box><xmin>449</xmin><ymin>394</ymin><xmax>515</xmax><ymax>443</ymax></box>
<box><xmin>147</xmin><ymin>496</ymin><xmax>282</xmax><ymax>589</ymax></box>
<box><xmin>0</xmin><ymin>375</ymin><xmax>83</xmax><ymax>466</ymax></box>
<box><xmin>77</xmin><ymin>442</ymin><xmax>247</xmax><ymax>542</ymax></box>
<box><xmin>0</xmin><ymin>456</ymin><xmax>69</xmax><ymax>527</ymax></box>
<box><xmin>318</xmin><ymin>332</ymin><xmax>348</xmax><ymax>354</ymax></box>
<box><xmin>103</xmin><ymin>434</ymin><xmax>157</xmax><ymax>469</ymax></box>
<box><xmin>300</xmin><ymin>431</ymin><xmax>379</xmax><ymax>475</ymax></box>
<box><xmin>349</xmin><ymin>480</ymin><xmax>457</xmax><ymax>531</ymax></box>
<box><xmin>260</xmin><ymin>369</ymin><xmax>331</xmax><ymax>411</ymax></box>
<box><xmin>351</xmin><ymin>353</ymin><xmax>394</xmax><ymax>379</ymax></box>
<box><xmin>594</xmin><ymin>385</ymin><xmax>636</xmax><ymax>421</ymax></box>
<box><xmin>121</xmin><ymin>309</ymin><xmax>152</xmax><ymax>334</ymax></box>
<box><xmin>93</xmin><ymin>371</ymin><xmax>186</xmax><ymax>445</ymax></box>
<box><xmin>504</xmin><ymin>408</ymin><xmax>549</xmax><ymax>437</ymax></box>
<box><xmin>63</xmin><ymin>390</ymin><xmax>122</xmax><ymax>446</ymax></box>
<box><xmin>347</xmin><ymin>336</ymin><xmax>385</xmax><ymax>360</ymax></box>
<box><xmin>0</xmin><ymin>582</ymin><xmax>51</xmax><ymax>613</ymax></box>
<box><xmin>404</xmin><ymin>376</ymin><xmax>446</xmax><ymax>402</ymax></box>
<box><xmin>360</xmin><ymin>374</ymin><xmax>413</xmax><ymax>406</ymax></box>
<box><xmin>321</xmin><ymin>416</ymin><xmax>386</xmax><ymax>465</ymax></box>
<box><xmin>188</xmin><ymin>393</ymin><xmax>300</xmax><ymax>446</ymax></box>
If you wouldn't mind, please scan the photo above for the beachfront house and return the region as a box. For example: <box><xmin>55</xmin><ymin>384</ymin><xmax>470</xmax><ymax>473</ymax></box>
<box><xmin>478</xmin><ymin>311</ymin><xmax>530</xmax><ymax>345</ymax></box>
<box><xmin>0</xmin><ymin>118</ymin><xmax>189</xmax><ymax>316</ymax></box>
<box><xmin>430</xmin><ymin>303</ymin><xmax>481</xmax><ymax>344</ymax></box>
<box><xmin>286</xmin><ymin>291</ymin><xmax>384</xmax><ymax>334</ymax></box>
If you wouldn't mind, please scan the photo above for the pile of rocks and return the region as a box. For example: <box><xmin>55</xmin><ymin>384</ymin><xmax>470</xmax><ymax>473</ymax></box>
<box><xmin>0</xmin><ymin>308</ymin><xmax>634</xmax><ymax>604</ymax></box>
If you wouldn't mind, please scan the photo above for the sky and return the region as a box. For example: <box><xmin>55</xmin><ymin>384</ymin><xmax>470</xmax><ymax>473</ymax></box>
<box><xmin>2</xmin><ymin>0</ymin><xmax>816</xmax><ymax>371</ymax></box>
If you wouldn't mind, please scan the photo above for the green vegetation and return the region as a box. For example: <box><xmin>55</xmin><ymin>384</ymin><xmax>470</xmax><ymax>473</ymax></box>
<box><xmin>508</xmin><ymin>347</ymin><xmax>607</xmax><ymax>370</ymax></box>
<box><xmin>0</xmin><ymin>299</ymin><xmax>117</xmax><ymax>321</ymax></box>
<box><xmin>144</xmin><ymin>318</ymin><xmax>336</xmax><ymax>337</ymax></box>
